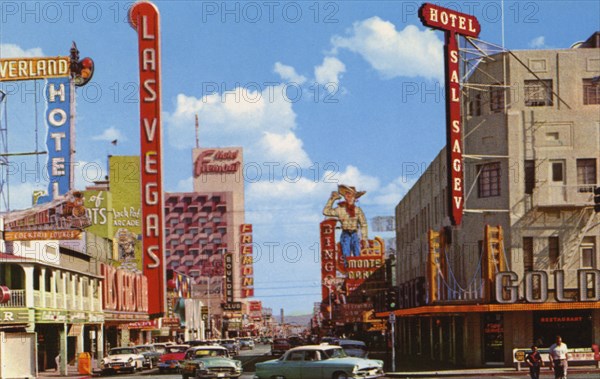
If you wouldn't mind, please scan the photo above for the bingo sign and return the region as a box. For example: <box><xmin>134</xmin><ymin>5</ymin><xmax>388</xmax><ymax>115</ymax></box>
<box><xmin>419</xmin><ymin>3</ymin><xmax>481</xmax><ymax>226</ymax></box>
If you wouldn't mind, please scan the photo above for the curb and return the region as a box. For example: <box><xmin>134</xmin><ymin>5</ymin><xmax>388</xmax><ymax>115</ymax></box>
<box><xmin>385</xmin><ymin>367</ymin><xmax>600</xmax><ymax>378</ymax></box>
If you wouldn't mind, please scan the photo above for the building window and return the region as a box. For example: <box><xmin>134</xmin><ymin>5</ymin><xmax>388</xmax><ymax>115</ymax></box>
<box><xmin>469</xmin><ymin>93</ymin><xmax>482</xmax><ymax>116</ymax></box>
<box><xmin>525</xmin><ymin>160</ymin><xmax>535</xmax><ymax>195</ymax></box>
<box><xmin>581</xmin><ymin>237</ymin><xmax>596</xmax><ymax>268</ymax></box>
<box><xmin>525</xmin><ymin>79</ymin><xmax>553</xmax><ymax>106</ymax></box>
<box><xmin>523</xmin><ymin>237</ymin><xmax>534</xmax><ymax>272</ymax></box>
<box><xmin>551</xmin><ymin>161</ymin><xmax>565</xmax><ymax>183</ymax></box>
<box><xmin>549</xmin><ymin>236</ymin><xmax>560</xmax><ymax>269</ymax></box>
<box><xmin>489</xmin><ymin>85</ymin><xmax>505</xmax><ymax>113</ymax></box>
<box><xmin>583</xmin><ymin>78</ymin><xmax>600</xmax><ymax>105</ymax></box>
<box><xmin>477</xmin><ymin>162</ymin><xmax>501</xmax><ymax>198</ymax></box>
<box><xmin>577</xmin><ymin>158</ymin><xmax>596</xmax><ymax>192</ymax></box>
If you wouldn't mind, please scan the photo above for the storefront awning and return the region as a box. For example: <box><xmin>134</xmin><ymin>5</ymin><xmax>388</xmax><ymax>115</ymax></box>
<box><xmin>376</xmin><ymin>301</ymin><xmax>600</xmax><ymax>318</ymax></box>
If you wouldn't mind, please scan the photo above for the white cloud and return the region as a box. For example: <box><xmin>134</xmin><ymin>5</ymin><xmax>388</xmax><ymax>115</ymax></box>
<box><xmin>260</xmin><ymin>132</ymin><xmax>310</xmax><ymax>167</ymax></box>
<box><xmin>92</xmin><ymin>126</ymin><xmax>127</xmax><ymax>142</ymax></box>
<box><xmin>314</xmin><ymin>56</ymin><xmax>346</xmax><ymax>88</ymax></box>
<box><xmin>0</xmin><ymin>44</ymin><xmax>43</xmax><ymax>58</ymax></box>
<box><xmin>529</xmin><ymin>36</ymin><xmax>546</xmax><ymax>48</ymax></box>
<box><xmin>331</xmin><ymin>17</ymin><xmax>444</xmax><ymax>81</ymax></box>
<box><xmin>166</xmin><ymin>85</ymin><xmax>310</xmax><ymax>167</ymax></box>
<box><xmin>274</xmin><ymin>62</ymin><xmax>307</xmax><ymax>85</ymax></box>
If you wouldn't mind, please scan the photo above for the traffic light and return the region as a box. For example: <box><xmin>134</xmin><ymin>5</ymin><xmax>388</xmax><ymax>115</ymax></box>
<box><xmin>594</xmin><ymin>186</ymin><xmax>600</xmax><ymax>213</ymax></box>
<box><xmin>386</xmin><ymin>287</ymin><xmax>399</xmax><ymax>311</ymax></box>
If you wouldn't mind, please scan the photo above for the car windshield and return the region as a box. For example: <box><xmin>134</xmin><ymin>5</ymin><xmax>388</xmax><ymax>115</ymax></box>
<box><xmin>322</xmin><ymin>348</ymin><xmax>348</xmax><ymax>359</ymax></box>
<box><xmin>166</xmin><ymin>346</ymin><xmax>188</xmax><ymax>353</ymax></box>
<box><xmin>136</xmin><ymin>346</ymin><xmax>151</xmax><ymax>352</ymax></box>
<box><xmin>111</xmin><ymin>348</ymin><xmax>135</xmax><ymax>355</ymax></box>
<box><xmin>194</xmin><ymin>349</ymin><xmax>226</xmax><ymax>358</ymax></box>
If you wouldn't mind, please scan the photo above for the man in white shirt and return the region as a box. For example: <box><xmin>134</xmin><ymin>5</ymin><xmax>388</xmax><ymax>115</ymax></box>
<box><xmin>548</xmin><ymin>335</ymin><xmax>569</xmax><ymax>379</ymax></box>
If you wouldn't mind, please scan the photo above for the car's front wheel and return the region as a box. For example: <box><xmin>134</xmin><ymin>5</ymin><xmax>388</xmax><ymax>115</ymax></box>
<box><xmin>333</xmin><ymin>372</ymin><xmax>350</xmax><ymax>379</ymax></box>
<box><xmin>271</xmin><ymin>376</ymin><xmax>286</xmax><ymax>379</ymax></box>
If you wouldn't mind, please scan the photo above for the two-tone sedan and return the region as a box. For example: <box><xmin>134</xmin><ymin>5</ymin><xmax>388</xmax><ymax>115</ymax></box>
<box><xmin>158</xmin><ymin>344</ymin><xmax>189</xmax><ymax>373</ymax></box>
<box><xmin>180</xmin><ymin>345</ymin><xmax>243</xmax><ymax>379</ymax></box>
<box><xmin>254</xmin><ymin>345</ymin><xmax>384</xmax><ymax>379</ymax></box>
<box><xmin>100</xmin><ymin>347</ymin><xmax>145</xmax><ymax>374</ymax></box>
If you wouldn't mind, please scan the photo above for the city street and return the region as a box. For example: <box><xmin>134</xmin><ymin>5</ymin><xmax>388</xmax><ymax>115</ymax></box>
<box><xmin>41</xmin><ymin>344</ymin><xmax>599</xmax><ymax>379</ymax></box>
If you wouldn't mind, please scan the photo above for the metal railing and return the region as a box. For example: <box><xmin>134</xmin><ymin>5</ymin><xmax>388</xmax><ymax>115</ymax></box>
<box><xmin>0</xmin><ymin>289</ymin><xmax>26</xmax><ymax>308</ymax></box>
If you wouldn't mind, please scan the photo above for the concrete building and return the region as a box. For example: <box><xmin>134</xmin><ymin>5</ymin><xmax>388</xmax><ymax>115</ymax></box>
<box><xmin>163</xmin><ymin>146</ymin><xmax>252</xmax><ymax>338</ymax></box>
<box><xmin>392</xmin><ymin>33</ymin><xmax>600</xmax><ymax>367</ymax></box>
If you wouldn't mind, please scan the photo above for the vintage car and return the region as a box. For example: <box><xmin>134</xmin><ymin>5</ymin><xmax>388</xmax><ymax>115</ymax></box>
<box><xmin>136</xmin><ymin>344</ymin><xmax>162</xmax><ymax>369</ymax></box>
<box><xmin>100</xmin><ymin>347</ymin><xmax>145</xmax><ymax>374</ymax></box>
<box><xmin>158</xmin><ymin>344</ymin><xmax>189</xmax><ymax>373</ymax></box>
<box><xmin>254</xmin><ymin>345</ymin><xmax>384</xmax><ymax>379</ymax></box>
<box><xmin>180</xmin><ymin>345</ymin><xmax>243</xmax><ymax>379</ymax></box>
<box><xmin>271</xmin><ymin>338</ymin><xmax>292</xmax><ymax>356</ymax></box>
<box><xmin>219</xmin><ymin>339</ymin><xmax>240</xmax><ymax>356</ymax></box>
<box><xmin>239</xmin><ymin>337</ymin><xmax>255</xmax><ymax>350</ymax></box>
<box><xmin>338</xmin><ymin>339</ymin><xmax>369</xmax><ymax>358</ymax></box>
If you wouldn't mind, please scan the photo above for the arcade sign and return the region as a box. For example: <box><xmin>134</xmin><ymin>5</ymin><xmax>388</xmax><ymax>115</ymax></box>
<box><xmin>419</xmin><ymin>3</ymin><xmax>481</xmax><ymax>226</ymax></box>
<box><xmin>495</xmin><ymin>270</ymin><xmax>600</xmax><ymax>303</ymax></box>
<box><xmin>130</xmin><ymin>1</ymin><xmax>166</xmax><ymax>317</ymax></box>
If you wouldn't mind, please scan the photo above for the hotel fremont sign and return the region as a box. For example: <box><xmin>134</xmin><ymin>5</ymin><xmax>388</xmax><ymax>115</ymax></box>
<box><xmin>419</xmin><ymin>3</ymin><xmax>481</xmax><ymax>226</ymax></box>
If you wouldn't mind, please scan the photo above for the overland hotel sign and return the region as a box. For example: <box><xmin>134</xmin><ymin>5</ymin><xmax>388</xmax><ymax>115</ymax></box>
<box><xmin>419</xmin><ymin>3</ymin><xmax>481</xmax><ymax>226</ymax></box>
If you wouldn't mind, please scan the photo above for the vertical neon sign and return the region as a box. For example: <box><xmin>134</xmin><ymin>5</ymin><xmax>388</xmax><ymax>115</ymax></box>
<box><xmin>419</xmin><ymin>3</ymin><xmax>480</xmax><ymax>226</ymax></box>
<box><xmin>129</xmin><ymin>1</ymin><xmax>165</xmax><ymax>317</ymax></box>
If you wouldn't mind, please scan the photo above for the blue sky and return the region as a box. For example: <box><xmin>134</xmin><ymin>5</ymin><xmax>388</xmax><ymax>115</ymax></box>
<box><xmin>2</xmin><ymin>1</ymin><xmax>599</xmax><ymax>315</ymax></box>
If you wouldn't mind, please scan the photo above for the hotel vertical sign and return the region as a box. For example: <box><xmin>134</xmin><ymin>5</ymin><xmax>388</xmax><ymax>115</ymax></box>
<box><xmin>419</xmin><ymin>3</ymin><xmax>480</xmax><ymax>226</ymax></box>
<box><xmin>129</xmin><ymin>1</ymin><xmax>165</xmax><ymax>317</ymax></box>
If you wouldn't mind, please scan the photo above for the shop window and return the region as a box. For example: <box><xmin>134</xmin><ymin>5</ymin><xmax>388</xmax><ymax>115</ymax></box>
<box><xmin>576</xmin><ymin>158</ymin><xmax>596</xmax><ymax>192</ymax></box>
<box><xmin>581</xmin><ymin>237</ymin><xmax>596</xmax><ymax>268</ymax></box>
<box><xmin>583</xmin><ymin>78</ymin><xmax>600</xmax><ymax>105</ymax></box>
<box><xmin>525</xmin><ymin>160</ymin><xmax>535</xmax><ymax>195</ymax></box>
<box><xmin>523</xmin><ymin>237</ymin><xmax>534</xmax><ymax>272</ymax></box>
<box><xmin>525</xmin><ymin>79</ymin><xmax>553</xmax><ymax>106</ymax></box>
<box><xmin>477</xmin><ymin>162</ymin><xmax>501</xmax><ymax>198</ymax></box>
<box><xmin>549</xmin><ymin>236</ymin><xmax>560</xmax><ymax>269</ymax></box>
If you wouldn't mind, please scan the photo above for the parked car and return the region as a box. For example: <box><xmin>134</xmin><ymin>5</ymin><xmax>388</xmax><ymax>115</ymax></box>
<box><xmin>254</xmin><ymin>345</ymin><xmax>384</xmax><ymax>379</ymax></box>
<box><xmin>219</xmin><ymin>339</ymin><xmax>240</xmax><ymax>356</ymax></box>
<box><xmin>135</xmin><ymin>344</ymin><xmax>162</xmax><ymax>369</ymax></box>
<box><xmin>320</xmin><ymin>336</ymin><xmax>340</xmax><ymax>345</ymax></box>
<box><xmin>100</xmin><ymin>347</ymin><xmax>145</xmax><ymax>374</ymax></box>
<box><xmin>158</xmin><ymin>344</ymin><xmax>189</xmax><ymax>373</ymax></box>
<box><xmin>271</xmin><ymin>338</ymin><xmax>292</xmax><ymax>356</ymax></box>
<box><xmin>180</xmin><ymin>345</ymin><xmax>243</xmax><ymax>379</ymax></box>
<box><xmin>338</xmin><ymin>339</ymin><xmax>369</xmax><ymax>358</ymax></box>
<box><xmin>152</xmin><ymin>343</ymin><xmax>169</xmax><ymax>354</ymax></box>
<box><xmin>239</xmin><ymin>337</ymin><xmax>255</xmax><ymax>350</ymax></box>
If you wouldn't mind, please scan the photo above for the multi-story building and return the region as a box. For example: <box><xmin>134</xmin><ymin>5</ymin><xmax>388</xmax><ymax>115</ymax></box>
<box><xmin>0</xmin><ymin>199</ymin><xmax>106</xmax><ymax>373</ymax></box>
<box><xmin>164</xmin><ymin>146</ymin><xmax>251</xmax><ymax>338</ymax></box>
<box><xmin>391</xmin><ymin>32</ymin><xmax>600</xmax><ymax>367</ymax></box>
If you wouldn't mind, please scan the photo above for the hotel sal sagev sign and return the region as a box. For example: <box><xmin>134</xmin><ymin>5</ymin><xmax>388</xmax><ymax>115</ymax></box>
<box><xmin>419</xmin><ymin>3</ymin><xmax>480</xmax><ymax>226</ymax></box>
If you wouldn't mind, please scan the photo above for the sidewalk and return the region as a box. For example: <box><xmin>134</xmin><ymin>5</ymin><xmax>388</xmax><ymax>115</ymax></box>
<box><xmin>37</xmin><ymin>365</ymin><xmax>98</xmax><ymax>379</ymax></box>
<box><xmin>386</xmin><ymin>365</ymin><xmax>600</xmax><ymax>378</ymax></box>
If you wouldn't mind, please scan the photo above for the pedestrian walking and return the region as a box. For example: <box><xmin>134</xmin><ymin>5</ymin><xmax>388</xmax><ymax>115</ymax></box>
<box><xmin>548</xmin><ymin>335</ymin><xmax>569</xmax><ymax>379</ymax></box>
<box><xmin>525</xmin><ymin>344</ymin><xmax>543</xmax><ymax>379</ymax></box>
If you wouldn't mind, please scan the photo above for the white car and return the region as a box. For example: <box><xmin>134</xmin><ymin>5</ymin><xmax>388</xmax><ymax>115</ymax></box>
<box><xmin>100</xmin><ymin>347</ymin><xmax>145</xmax><ymax>374</ymax></box>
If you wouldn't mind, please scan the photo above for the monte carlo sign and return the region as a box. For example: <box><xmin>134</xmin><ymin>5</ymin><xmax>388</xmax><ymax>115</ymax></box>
<box><xmin>419</xmin><ymin>3</ymin><xmax>481</xmax><ymax>226</ymax></box>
